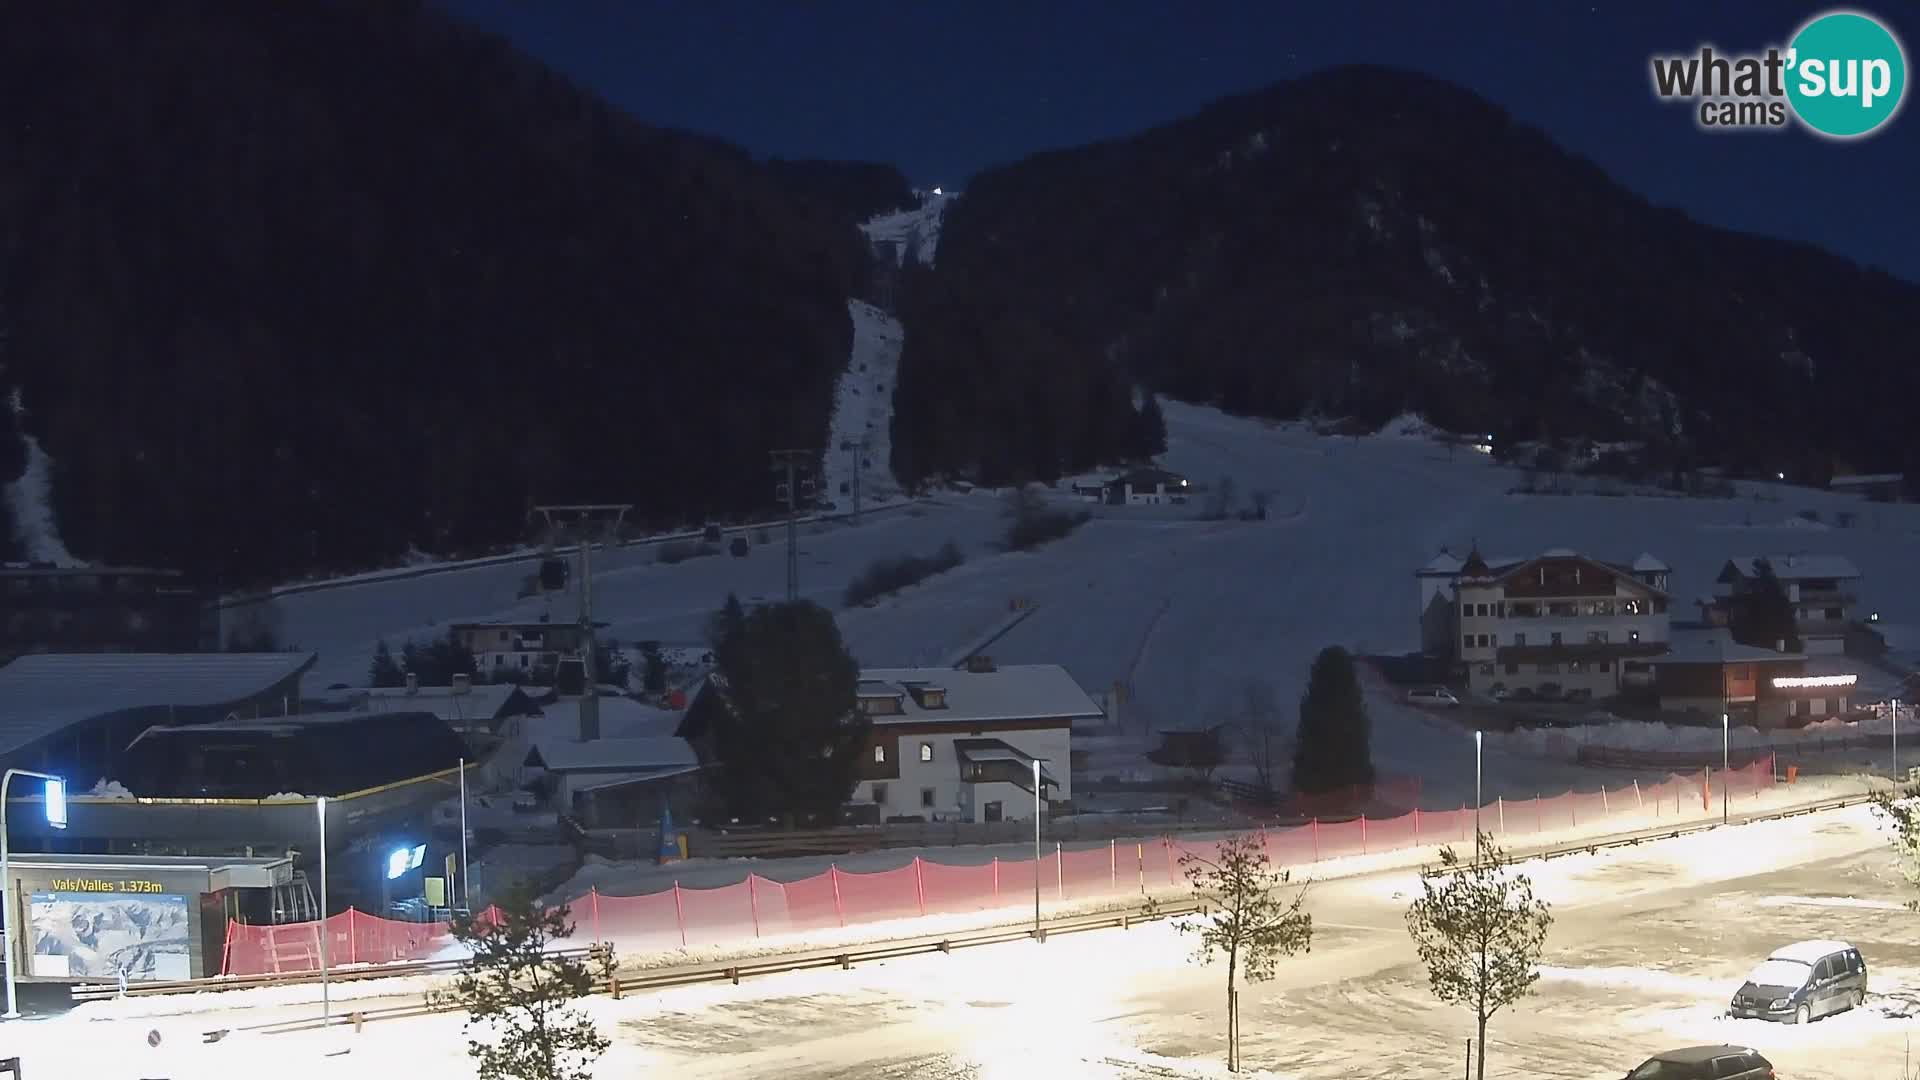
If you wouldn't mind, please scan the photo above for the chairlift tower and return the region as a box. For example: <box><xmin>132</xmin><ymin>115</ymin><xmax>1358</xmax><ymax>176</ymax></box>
<box><xmin>769</xmin><ymin>450</ymin><xmax>816</xmax><ymax>602</ymax></box>
<box><xmin>531</xmin><ymin>503</ymin><xmax>631</xmax><ymax>741</ymax></box>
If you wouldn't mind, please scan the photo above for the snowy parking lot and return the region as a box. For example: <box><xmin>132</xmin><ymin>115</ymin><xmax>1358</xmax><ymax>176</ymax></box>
<box><xmin>19</xmin><ymin>803</ymin><xmax>1918</xmax><ymax>1079</ymax></box>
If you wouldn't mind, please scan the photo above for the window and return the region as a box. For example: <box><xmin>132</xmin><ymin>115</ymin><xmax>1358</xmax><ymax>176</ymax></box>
<box><xmin>873</xmin><ymin>745</ymin><xmax>887</xmax><ymax>764</ymax></box>
<box><xmin>921</xmin><ymin>787</ymin><xmax>937</xmax><ymax>808</ymax></box>
<box><xmin>1463</xmin><ymin>634</ymin><xmax>1474</xmax><ymax>652</ymax></box>
<box><xmin>1478</xmin><ymin>664</ymin><xmax>1494</xmax><ymax>676</ymax></box>
<box><xmin>1548</xmin><ymin>602</ymin><xmax>1576</xmax><ymax>617</ymax></box>
<box><xmin>1477</xmin><ymin>634</ymin><xmax>1491</xmax><ymax>648</ymax></box>
<box><xmin>1537</xmin><ymin>663</ymin><xmax>1560</xmax><ymax>674</ymax></box>
<box><xmin>1514</xmin><ymin>633</ymin><xmax>1527</xmax><ymax>646</ymax></box>
<box><xmin>1504</xmin><ymin>663</ymin><xmax>1520</xmax><ymax>675</ymax></box>
<box><xmin>919</xmin><ymin>743</ymin><xmax>933</xmax><ymax>763</ymax></box>
<box><xmin>872</xmin><ymin>783</ymin><xmax>888</xmax><ymax>804</ymax></box>
<box><xmin>1790</xmin><ymin>699</ymin><xmax>1803</xmax><ymax>717</ymax></box>
<box><xmin>1550</xmin><ymin>632</ymin><xmax>1563</xmax><ymax>645</ymax></box>
<box><xmin>1587</xmin><ymin>630</ymin><xmax>1608</xmax><ymax>643</ymax></box>
<box><xmin>1825</xmin><ymin>607</ymin><xmax>1842</xmax><ymax>620</ymax></box>
<box><xmin>1585</xmin><ymin>600</ymin><xmax>1614</xmax><ymax>616</ymax></box>
<box><xmin>1598</xmin><ymin>661</ymin><xmax>1611</xmax><ymax>673</ymax></box>
<box><xmin>1568</xmin><ymin>660</ymin><xmax>1586</xmax><ymax>673</ymax></box>
<box><xmin>1510</xmin><ymin>602</ymin><xmax>1539</xmax><ymax>617</ymax></box>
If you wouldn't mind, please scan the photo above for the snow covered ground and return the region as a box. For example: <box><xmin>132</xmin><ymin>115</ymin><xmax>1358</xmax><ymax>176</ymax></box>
<box><xmin>20</xmin><ymin>802</ymin><xmax>1912</xmax><ymax>1079</ymax></box>
<box><xmin>819</xmin><ymin>299</ymin><xmax>906</xmax><ymax>513</ymax></box>
<box><xmin>271</xmin><ymin>398</ymin><xmax>1920</xmax><ymax>794</ymax></box>
<box><xmin>859</xmin><ymin>189</ymin><xmax>952</xmax><ymax>266</ymax></box>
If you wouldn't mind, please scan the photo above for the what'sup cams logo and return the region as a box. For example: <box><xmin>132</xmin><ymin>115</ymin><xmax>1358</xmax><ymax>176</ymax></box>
<box><xmin>1650</xmin><ymin>9</ymin><xmax>1907</xmax><ymax>138</ymax></box>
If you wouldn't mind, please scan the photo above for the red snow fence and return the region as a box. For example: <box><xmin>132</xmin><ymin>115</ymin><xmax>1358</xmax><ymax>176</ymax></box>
<box><xmin>221</xmin><ymin>758</ymin><xmax>1775</xmax><ymax>976</ymax></box>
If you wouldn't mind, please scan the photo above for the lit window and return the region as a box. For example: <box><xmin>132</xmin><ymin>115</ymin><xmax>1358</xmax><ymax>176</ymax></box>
<box><xmin>919</xmin><ymin>743</ymin><xmax>933</xmax><ymax>763</ymax></box>
<box><xmin>873</xmin><ymin>745</ymin><xmax>886</xmax><ymax>764</ymax></box>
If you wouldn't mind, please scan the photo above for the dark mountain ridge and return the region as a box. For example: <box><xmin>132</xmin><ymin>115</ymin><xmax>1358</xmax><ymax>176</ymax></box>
<box><xmin>893</xmin><ymin>64</ymin><xmax>1920</xmax><ymax>489</ymax></box>
<box><xmin>0</xmin><ymin>1</ymin><xmax>870</xmax><ymax>583</ymax></box>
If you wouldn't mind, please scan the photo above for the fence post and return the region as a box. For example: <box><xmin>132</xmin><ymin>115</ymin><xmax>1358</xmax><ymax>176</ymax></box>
<box><xmin>1412</xmin><ymin>808</ymin><xmax>1421</xmax><ymax>846</ymax></box>
<box><xmin>348</xmin><ymin>908</ymin><xmax>357</xmax><ymax>966</ymax></box>
<box><xmin>914</xmin><ymin>857</ymin><xmax>926</xmax><ymax>916</ymax></box>
<box><xmin>1361</xmin><ymin>814</ymin><xmax>1368</xmax><ymax>855</ymax></box>
<box><xmin>831</xmin><ymin>866</ymin><xmax>845</xmax><ymax>928</ymax></box>
<box><xmin>1497</xmin><ymin>797</ymin><xmax>1505</xmax><ymax>835</ymax></box>
<box><xmin>1570</xmin><ymin>795</ymin><xmax>1576</xmax><ymax>828</ymax></box>
<box><xmin>1533</xmin><ymin>795</ymin><xmax>1541</xmax><ymax>833</ymax></box>
<box><xmin>1136</xmin><ymin>843</ymin><xmax>1144</xmax><ymax>894</ymax></box>
<box><xmin>749</xmin><ymin>875</ymin><xmax>761</xmax><ymax>938</ymax></box>
<box><xmin>1056</xmin><ymin>842</ymin><xmax>1064</xmax><ymax>901</ymax></box>
<box><xmin>1311</xmin><ymin>818</ymin><xmax>1320</xmax><ymax>861</ymax></box>
<box><xmin>590</xmin><ymin>888</ymin><xmax>602</xmax><ymax>943</ymax></box>
<box><xmin>1458</xmin><ymin>804</ymin><xmax>1466</xmax><ymax>842</ymax></box>
<box><xmin>1633</xmin><ymin>779</ymin><xmax>1642</xmax><ymax>809</ymax></box>
<box><xmin>1110</xmin><ymin>839</ymin><xmax>1117</xmax><ymax>889</ymax></box>
<box><xmin>1164</xmin><ymin>838</ymin><xmax>1175</xmax><ymax>884</ymax></box>
<box><xmin>992</xmin><ymin>858</ymin><xmax>1000</xmax><ymax>903</ymax></box>
<box><xmin>673</xmin><ymin>883</ymin><xmax>688</xmax><ymax>948</ymax></box>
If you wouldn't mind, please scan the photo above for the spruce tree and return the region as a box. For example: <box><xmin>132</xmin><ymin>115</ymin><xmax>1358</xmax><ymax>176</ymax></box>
<box><xmin>1292</xmin><ymin>646</ymin><xmax>1374</xmax><ymax>794</ymax></box>
<box><xmin>1729</xmin><ymin>559</ymin><xmax>1802</xmax><ymax>652</ymax></box>
<box><xmin>369</xmin><ymin>639</ymin><xmax>405</xmax><ymax>687</ymax></box>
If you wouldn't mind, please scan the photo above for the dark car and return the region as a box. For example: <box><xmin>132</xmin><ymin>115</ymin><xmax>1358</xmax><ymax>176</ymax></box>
<box><xmin>1625</xmin><ymin>1045</ymin><xmax>1774</xmax><ymax>1080</ymax></box>
<box><xmin>1730</xmin><ymin>939</ymin><xmax>1867</xmax><ymax>1024</ymax></box>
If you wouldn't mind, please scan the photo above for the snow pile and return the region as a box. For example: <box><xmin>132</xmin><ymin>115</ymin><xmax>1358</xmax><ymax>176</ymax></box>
<box><xmin>87</xmin><ymin>779</ymin><xmax>136</xmax><ymax>799</ymax></box>
<box><xmin>263</xmin><ymin>792</ymin><xmax>310</xmax><ymax>802</ymax></box>
<box><xmin>1491</xmin><ymin>710</ymin><xmax>1901</xmax><ymax>760</ymax></box>
<box><xmin>1370</xmin><ymin>412</ymin><xmax>1443</xmax><ymax>440</ymax></box>
<box><xmin>3</xmin><ymin>390</ymin><xmax>80</xmax><ymax>565</ymax></box>
<box><xmin>1702</xmin><ymin>516</ymin><xmax>1833</xmax><ymax>532</ymax></box>
<box><xmin>860</xmin><ymin>190</ymin><xmax>953</xmax><ymax>267</ymax></box>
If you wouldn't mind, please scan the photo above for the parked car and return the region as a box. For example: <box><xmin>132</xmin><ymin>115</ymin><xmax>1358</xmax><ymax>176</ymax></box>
<box><xmin>1730</xmin><ymin>939</ymin><xmax>1867</xmax><ymax>1024</ymax></box>
<box><xmin>1565</xmin><ymin>687</ymin><xmax>1594</xmax><ymax>704</ymax></box>
<box><xmin>1487</xmin><ymin>684</ymin><xmax>1510</xmax><ymax>703</ymax></box>
<box><xmin>1406</xmin><ymin>687</ymin><xmax>1461</xmax><ymax>708</ymax></box>
<box><xmin>1535</xmin><ymin>682</ymin><xmax>1564</xmax><ymax>701</ymax></box>
<box><xmin>1624</xmin><ymin>1045</ymin><xmax>1774</xmax><ymax>1080</ymax></box>
<box><xmin>1507</xmin><ymin>685</ymin><xmax>1537</xmax><ymax>701</ymax></box>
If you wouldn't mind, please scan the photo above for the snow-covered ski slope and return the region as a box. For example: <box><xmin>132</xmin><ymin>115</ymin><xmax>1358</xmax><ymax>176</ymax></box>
<box><xmin>276</xmin><ymin>399</ymin><xmax>1920</xmax><ymax>792</ymax></box>
<box><xmin>859</xmin><ymin>189</ymin><xmax>951</xmax><ymax>266</ymax></box>
<box><xmin>820</xmin><ymin>300</ymin><xmax>905</xmax><ymax>511</ymax></box>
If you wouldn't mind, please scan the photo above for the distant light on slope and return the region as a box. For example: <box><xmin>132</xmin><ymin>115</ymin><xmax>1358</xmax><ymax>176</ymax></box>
<box><xmin>932</xmin><ymin>187</ymin><xmax>943</xmax><ymax>196</ymax></box>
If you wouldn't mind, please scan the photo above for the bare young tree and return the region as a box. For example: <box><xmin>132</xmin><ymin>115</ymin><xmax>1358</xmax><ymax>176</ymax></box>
<box><xmin>437</xmin><ymin>886</ymin><xmax>616</xmax><ymax>1080</ymax></box>
<box><xmin>1160</xmin><ymin>831</ymin><xmax>1313</xmax><ymax>1073</ymax></box>
<box><xmin>1225</xmin><ymin>679</ymin><xmax>1289</xmax><ymax>797</ymax></box>
<box><xmin>1404</xmin><ymin>835</ymin><xmax>1553</xmax><ymax>1080</ymax></box>
<box><xmin>1870</xmin><ymin>791</ymin><xmax>1920</xmax><ymax>909</ymax></box>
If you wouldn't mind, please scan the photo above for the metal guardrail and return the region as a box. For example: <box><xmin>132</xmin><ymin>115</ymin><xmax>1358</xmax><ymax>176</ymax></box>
<box><xmin>246</xmin><ymin>900</ymin><xmax>1207</xmax><ymax>1035</ymax></box>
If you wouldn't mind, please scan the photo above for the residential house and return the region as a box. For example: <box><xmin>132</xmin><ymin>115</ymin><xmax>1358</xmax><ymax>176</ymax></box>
<box><xmin>851</xmin><ymin>657</ymin><xmax>1099</xmax><ymax>822</ymax></box>
<box><xmin>450</xmin><ymin>618</ymin><xmax>607</xmax><ymax>677</ymax></box>
<box><xmin>1699</xmin><ymin>555</ymin><xmax>1862</xmax><ymax>656</ymax></box>
<box><xmin>1426</xmin><ymin>547</ymin><xmax>1673</xmax><ymax>696</ymax></box>
<box><xmin>1648</xmin><ymin>628</ymin><xmax>1856</xmax><ymax>728</ymax></box>
<box><xmin>2</xmin><ymin>564</ymin><xmax>217</xmax><ymax>663</ymax></box>
<box><xmin>357</xmin><ymin>675</ymin><xmax>543</xmax><ymax>737</ymax></box>
<box><xmin>1103</xmin><ymin>467</ymin><xmax>1189</xmax><ymax>506</ymax></box>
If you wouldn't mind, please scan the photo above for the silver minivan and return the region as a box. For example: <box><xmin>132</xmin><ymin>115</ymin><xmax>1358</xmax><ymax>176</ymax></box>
<box><xmin>1729</xmin><ymin>939</ymin><xmax>1867</xmax><ymax>1023</ymax></box>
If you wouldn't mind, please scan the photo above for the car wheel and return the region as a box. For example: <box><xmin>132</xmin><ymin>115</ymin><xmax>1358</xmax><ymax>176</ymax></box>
<box><xmin>1855</xmin><ymin>989</ymin><xmax>1867</xmax><ymax>1011</ymax></box>
<box><xmin>1793</xmin><ymin>1003</ymin><xmax>1811</xmax><ymax>1025</ymax></box>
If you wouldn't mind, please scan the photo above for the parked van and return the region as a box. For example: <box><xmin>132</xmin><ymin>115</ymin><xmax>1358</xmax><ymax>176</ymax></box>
<box><xmin>1729</xmin><ymin>939</ymin><xmax>1867</xmax><ymax>1023</ymax></box>
<box><xmin>1406</xmin><ymin>687</ymin><xmax>1461</xmax><ymax>708</ymax></box>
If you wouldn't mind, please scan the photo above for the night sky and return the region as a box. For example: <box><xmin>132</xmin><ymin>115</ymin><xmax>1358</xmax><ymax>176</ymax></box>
<box><xmin>446</xmin><ymin>1</ymin><xmax>1918</xmax><ymax>281</ymax></box>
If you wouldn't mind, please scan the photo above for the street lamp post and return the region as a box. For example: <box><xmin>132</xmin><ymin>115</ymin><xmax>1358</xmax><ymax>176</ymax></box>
<box><xmin>317</xmin><ymin>795</ymin><xmax>330</xmax><ymax>1022</ymax></box>
<box><xmin>458</xmin><ymin>758</ymin><xmax>471</xmax><ymax>910</ymax></box>
<box><xmin>1</xmin><ymin>769</ymin><xmax>67</xmax><ymax>1020</ymax></box>
<box><xmin>1895</xmin><ymin>698</ymin><xmax>1902</xmax><ymax>788</ymax></box>
<box><xmin>1474</xmin><ymin>730</ymin><xmax>1483</xmax><ymax>855</ymax></box>
<box><xmin>1032</xmin><ymin>758</ymin><xmax>1043</xmax><ymax>939</ymax></box>
<box><xmin>1721</xmin><ymin>713</ymin><xmax>1729</xmax><ymax>825</ymax></box>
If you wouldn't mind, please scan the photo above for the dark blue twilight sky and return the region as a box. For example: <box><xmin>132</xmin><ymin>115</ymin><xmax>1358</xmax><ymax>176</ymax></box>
<box><xmin>445</xmin><ymin>1</ymin><xmax>1918</xmax><ymax>281</ymax></box>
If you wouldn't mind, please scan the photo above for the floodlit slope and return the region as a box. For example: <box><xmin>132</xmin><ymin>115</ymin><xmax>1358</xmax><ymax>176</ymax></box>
<box><xmin>277</xmin><ymin>399</ymin><xmax>1920</xmax><ymax>801</ymax></box>
<box><xmin>820</xmin><ymin>300</ymin><xmax>906</xmax><ymax>511</ymax></box>
<box><xmin>859</xmin><ymin>190</ymin><xmax>952</xmax><ymax>266</ymax></box>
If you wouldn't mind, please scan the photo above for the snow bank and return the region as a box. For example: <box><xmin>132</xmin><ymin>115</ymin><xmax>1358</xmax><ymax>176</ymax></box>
<box><xmin>87</xmin><ymin>779</ymin><xmax>135</xmax><ymax>799</ymax></box>
<box><xmin>1490</xmin><ymin>709</ymin><xmax>1903</xmax><ymax>761</ymax></box>
<box><xmin>1370</xmin><ymin>412</ymin><xmax>1443</xmax><ymax>440</ymax></box>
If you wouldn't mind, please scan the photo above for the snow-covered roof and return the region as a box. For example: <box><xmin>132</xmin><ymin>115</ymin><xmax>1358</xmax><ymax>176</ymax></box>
<box><xmin>1770</xmin><ymin>939</ymin><xmax>1855</xmax><ymax>964</ymax></box>
<box><xmin>0</xmin><ymin>652</ymin><xmax>317</xmax><ymax>761</ymax></box>
<box><xmin>1725</xmin><ymin>555</ymin><xmax>1860</xmax><ymax>581</ymax></box>
<box><xmin>1540</xmin><ymin>547</ymin><xmax>1578</xmax><ymax>558</ymax></box>
<box><xmin>858</xmin><ymin>664</ymin><xmax>1103</xmax><ymax>727</ymax></box>
<box><xmin>532</xmin><ymin>697</ymin><xmax>683</xmax><ymax>739</ymax></box>
<box><xmin>1632</xmin><ymin>553</ymin><xmax>1670</xmax><ymax>572</ymax></box>
<box><xmin>529</xmin><ymin>736</ymin><xmax>697</xmax><ymax>773</ymax></box>
<box><xmin>565</xmin><ymin>765</ymin><xmax>702</xmax><ymax>793</ymax></box>
<box><xmin>1417</xmin><ymin>552</ymin><xmax>1464</xmax><ymax>576</ymax></box>
<box><xmin>1650</xmin><ymin>629</ymin><xmax>1802</xmax><ymax>665</ymax></box>
<box><xmin>359</xmin><ymin>684</ymin><xmax>537</xmax><ymax>722</ymax></box>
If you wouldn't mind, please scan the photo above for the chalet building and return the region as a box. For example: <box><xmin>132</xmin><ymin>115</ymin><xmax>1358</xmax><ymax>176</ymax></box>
<box><xmin>1697</xmin><ymin>555</ymin><xmax>1862</xmax><ymax>656</ymax></box>
<box><xmin>1648</xmin><ymin>628</ymin><xmax>1857</xmax><ymax>728</ymax></box>
<box><xmin>450</xmin><ymin>618</ymin><xmax>607</xmax><ymax>676</ymax></box>
<box><xmin>1</xmin><ymin>564</ymin><xmax>216</xmax><ymax>662</ymax></box>
<box><xmin>1101</xmin><ymin>467</ymin><xmax>1189</xmax><ymax>506</ymax></box>
<box><xmin>1829</xmin><ymin>473</ymin><xmax>1905</xmax><ymax>503</ymax></box>
<box><xmin>1416</xmin><ymin>547</ymin><xmax>1673</xmax><ymax>696</ymax></box>
<box><xmin>849</xmin><ymin>657</ymin><xmax>1101</xmax><ymax>822</ymax></box>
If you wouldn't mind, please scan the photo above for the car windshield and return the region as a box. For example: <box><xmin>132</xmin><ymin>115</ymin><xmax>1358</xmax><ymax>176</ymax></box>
<box><xmin>1747</xmin><ymin>957</ymin><xmax>1812</xmax><ymax>988</ymax></box>
<box><xmin>1627</xmin><ymin>1059</ymin><xmax>1693</xmax><ymax>1080</ymax></box>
